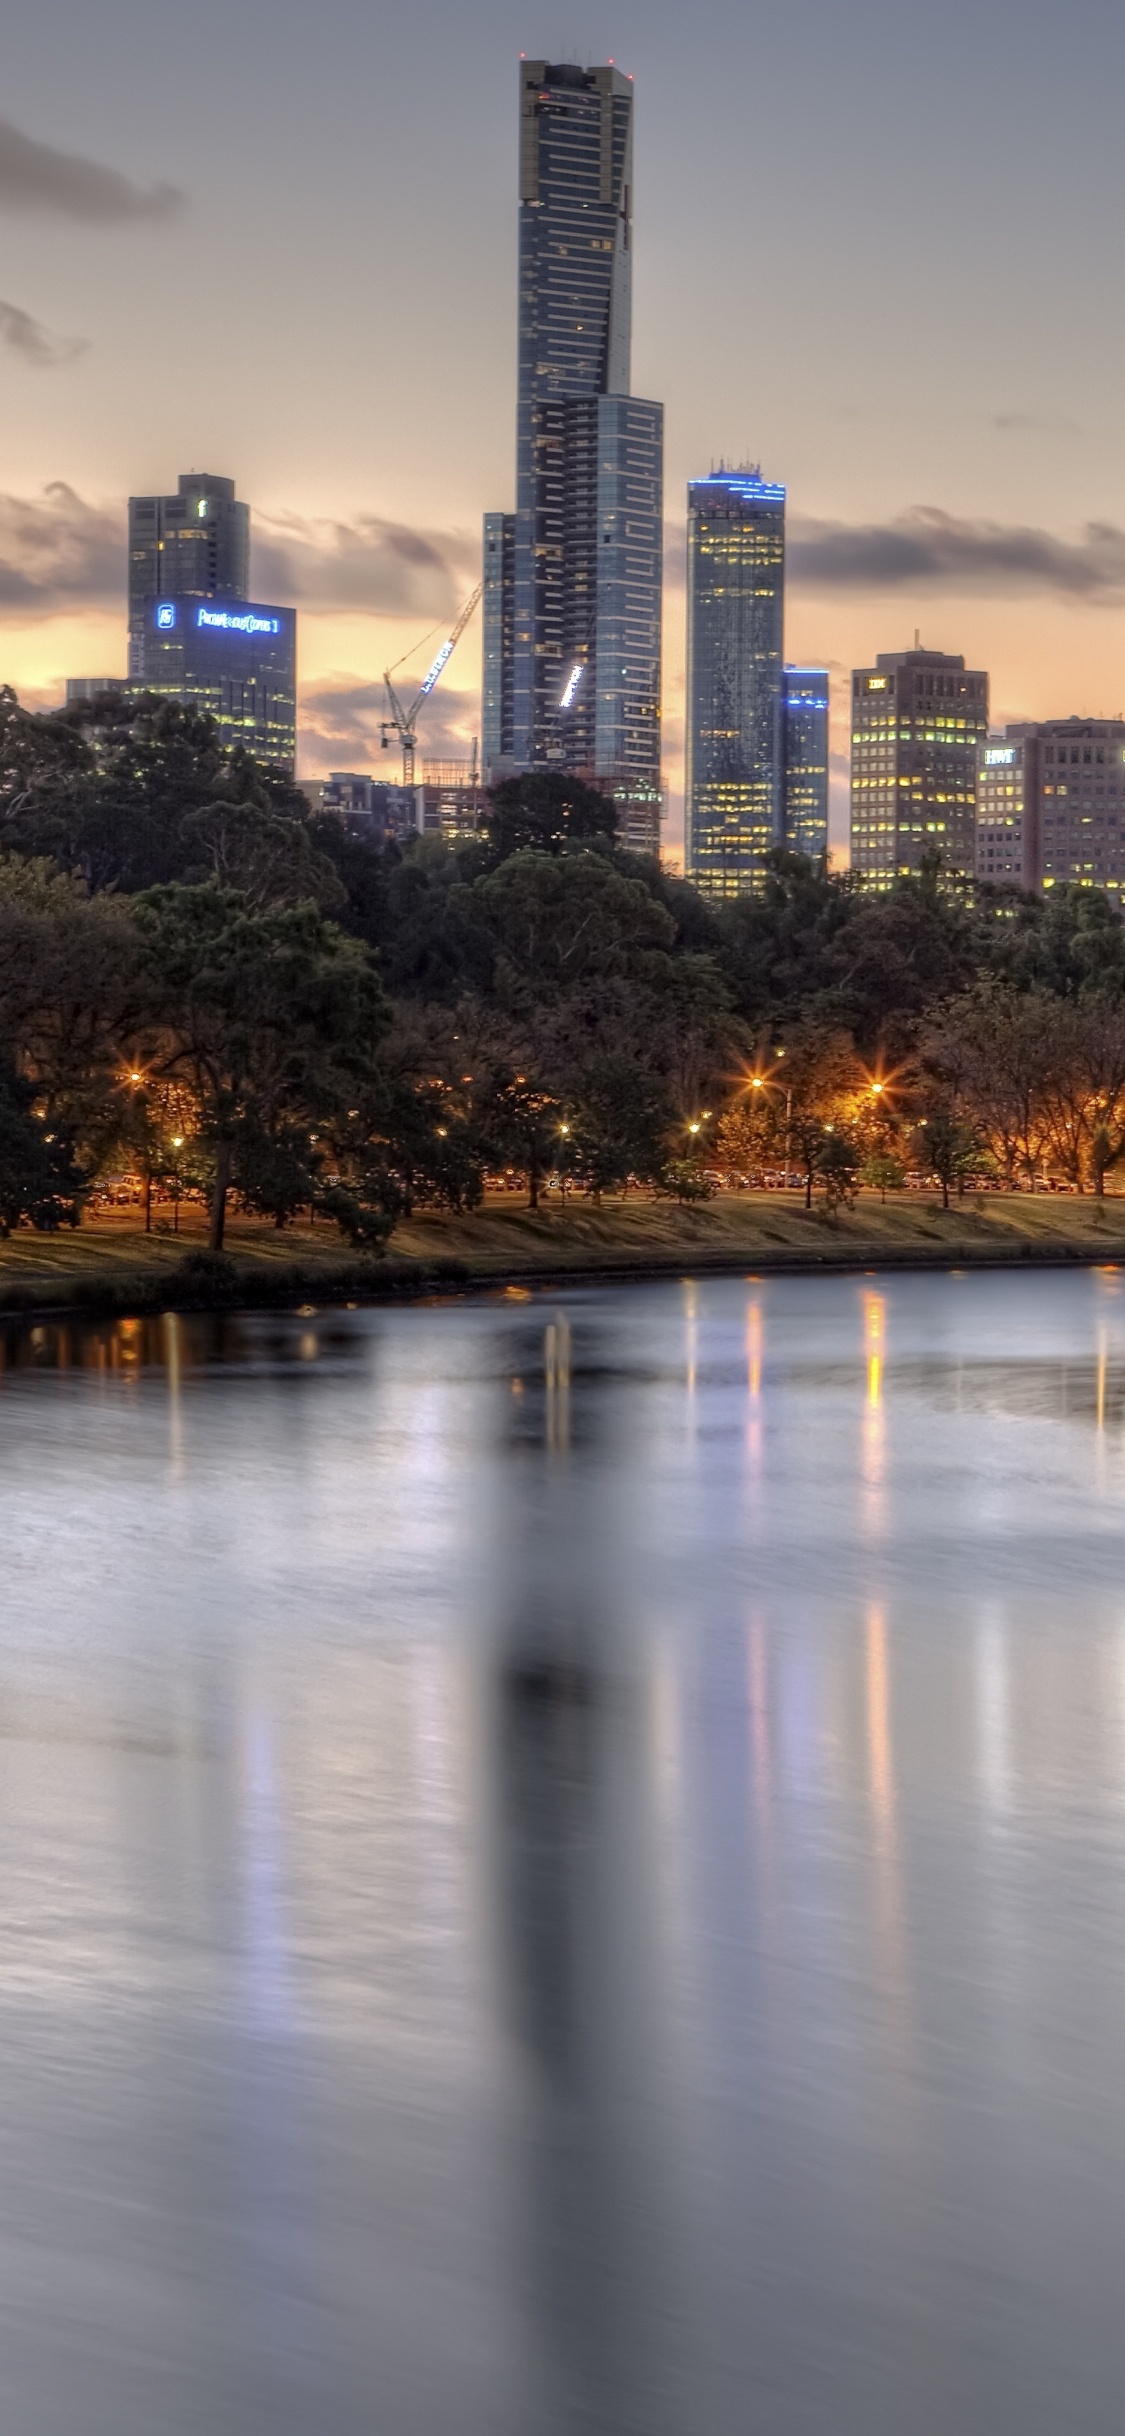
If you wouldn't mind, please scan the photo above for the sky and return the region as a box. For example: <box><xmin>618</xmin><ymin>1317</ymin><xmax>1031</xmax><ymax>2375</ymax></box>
<box><xmin>6</xmin><ymin>0</ymin><xmax>1125</xmax><ymax>857</ymax></box>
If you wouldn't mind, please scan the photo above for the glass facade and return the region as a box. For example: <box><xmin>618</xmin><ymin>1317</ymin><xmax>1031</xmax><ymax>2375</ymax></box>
<box><xmin>138</xmin><ymin>596</ymin><xmax>296</xmax><ymax>771</ymax></box>
<box><xmin>128</xmin><ymin>475</ymin><xmax>249</xmax><ymax>681</ymax></box>
<box><xmin>850</xmin><ymin>650</ymin><xmax>989</xmax><ymax>886</ymax></box>
<box><xmin>685</xmin><ymin>471</ymin><xmax>785</xmax><ymax>898</ymax></box>
<box><xmin>783</xmin><ymin>667</ymin><xmax>829</xmax><ymax>862</ymax></box>
<box><xmin>483</xmin><ymin>62</ymin><xmax>663</xmax><ymax>848</ymax></box>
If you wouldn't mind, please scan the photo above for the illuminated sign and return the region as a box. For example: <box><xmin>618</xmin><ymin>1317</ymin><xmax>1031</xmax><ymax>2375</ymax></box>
<box><xmin>559</xmin><ymin>662</ymin><xmax>584</xmax><ymax>711</ymax></box>
<box><xmin>196</xmin><ymin>607</ymin><xmax>281</xmax><ymax>636</ymax></box>
<box><xmin>984</xmin><ymin>746</ymin><xmax>1015</xmax><ymax>766</ymax></box>
<box><xmin>419</xmin><ymin>637</ymin><xmax>454</xmax><ymax>697</ymax></box>
<box><xmin>866</xmin><ymin>676</ymin><xmax>887</xmax><ymax>691</ymax></box>
<box><xmin>155</xmin><ymin>602</ymin><xmax>176</xmax><ymax>629</ymax></box>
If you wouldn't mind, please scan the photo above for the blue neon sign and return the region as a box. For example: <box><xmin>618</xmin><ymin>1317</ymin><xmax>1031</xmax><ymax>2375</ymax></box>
<box><xmin>196</xmin><ymin>607</ymin><xmax>281</xmax><ymax>637</ymax></box>
<box><xmin>155</xmin><ymin>602</ymin><xmax>176</xmax><ymax>629</ymax></box>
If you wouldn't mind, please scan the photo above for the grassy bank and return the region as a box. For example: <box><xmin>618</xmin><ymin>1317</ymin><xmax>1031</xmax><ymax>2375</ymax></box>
<box><xmin>1</xmin><ymin>1191</ymin><xmax>1125</xmax><ymax>1321</ymax></box>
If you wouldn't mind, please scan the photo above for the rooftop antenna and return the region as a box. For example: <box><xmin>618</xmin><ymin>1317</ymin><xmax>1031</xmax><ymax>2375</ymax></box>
<box><xmin>914</xmin><ymin>627</ymin><xmax>921</xmax><ymax>648</ymax></box>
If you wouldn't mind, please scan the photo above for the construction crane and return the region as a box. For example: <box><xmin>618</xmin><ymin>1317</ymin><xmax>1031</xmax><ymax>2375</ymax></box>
<box><xmin>381</xmin><ymin>583</ymin><xmax>483</xmax><ymax>785</ymax></box>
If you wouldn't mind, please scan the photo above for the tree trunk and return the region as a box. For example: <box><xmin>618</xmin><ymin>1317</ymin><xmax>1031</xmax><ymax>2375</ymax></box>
<box><xmin>941</xmin><ymin>1176</ymin><xmax>950</xmax><ymax>1210</ymax></box>
<box><xmin>804</xmin><ymin>1166</ymin><xmax>813</xmax><ymax>1211</ymax></box>
<box><xmin>143</xmin><ymin>1169</ymin><xmax>152</xmax><ymax>1234</ymax></box>
<box><xmin>528</xmin><ymin>1165</ymin><xmax>540</xmax><ymax>1210</ymax></box>
<box><xmin>209</xmin><ymin>1140</ymin><xmax>232</xmax><ymax>1252</ymax></box>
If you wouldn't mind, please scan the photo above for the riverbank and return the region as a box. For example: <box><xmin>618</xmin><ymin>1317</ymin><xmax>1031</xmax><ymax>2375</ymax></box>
<box><xmin>1</xmin><ymin>1191</ymin><xmax>1125</xmax><ymax>1320</ymax></box>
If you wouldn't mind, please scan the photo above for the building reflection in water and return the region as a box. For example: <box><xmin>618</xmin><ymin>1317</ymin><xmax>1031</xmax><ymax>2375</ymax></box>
<box><xmin>486</xmin><ymin>1308</ymin><xmax>682</xmax><ymax>2436</ymax></box>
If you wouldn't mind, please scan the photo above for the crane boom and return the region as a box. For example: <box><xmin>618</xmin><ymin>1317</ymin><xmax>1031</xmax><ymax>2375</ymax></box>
<box><xmin>381</xmin><ymin>582</ymin><xmax>483</xmax><ymax>785</ymax></box>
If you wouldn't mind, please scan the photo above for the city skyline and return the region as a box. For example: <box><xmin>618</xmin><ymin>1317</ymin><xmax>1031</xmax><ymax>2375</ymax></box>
<box><xmin>8</xmin><ymin>0</ymin><xmax>1125</xmax><ymax>855</ymax></box>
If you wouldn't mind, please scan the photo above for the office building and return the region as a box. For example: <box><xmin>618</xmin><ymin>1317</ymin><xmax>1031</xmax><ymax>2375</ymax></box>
<box><xmin>415</xmin><ymin>761</ymin><xmax>487</xmax><ymax>840</ymax></box>
<box><xmin>850</xmin><ymin>648</ymin><xmax>989</xmax><ymax>885</ymax></box>
<box><xmin>128</xmin><ymin>474</ymin><xmax>249</xmax><ymax>680</ymax></box>
<box><xmin>65</xmin><ymin>678</ymin><xmax>128</xmax><ymax>708</ymax></box>
<box><xmin>783</xmin><ymin>667</ymin><xmax>830</xmax><ymax>861</ymax></box>
<box><xmin>685</xmin><ymin>469</ymin><xmax>786</xmax><ymax>897</ymax></box>
<box><xmin>482</xmin><ymin>62</ymin><xmax>663</xmax><ymax>854</ymax></box>
<box><xmin>975</xmin><ymin>731</ymin><xmax>1037</xmax><ymax>889</ymax></box>
<box><xmin>137</xmin><ymin>595</ymin><xmax>296</xmax><ymax>769</ymax></box>
<box><xmin>314</xmin><ymin>773</ymin><xmax>417</xmax><ymax>844</ymax></box>
<box><xmin>1036</xmin><ymin>720</ymin><xmax>1125</xmax><ymax>901</ymax></box>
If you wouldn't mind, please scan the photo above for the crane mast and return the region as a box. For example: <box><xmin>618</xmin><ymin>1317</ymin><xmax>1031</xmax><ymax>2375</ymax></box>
<box><xmin>381</xmin><ymin>583</ymin><xmax>483</xmax><ymax>786</ymax></box>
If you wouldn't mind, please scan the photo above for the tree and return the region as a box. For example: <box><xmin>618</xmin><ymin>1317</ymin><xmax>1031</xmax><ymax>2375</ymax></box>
<box><xmin>132</xmin><ymin>885</ymin><xmax>390</xmax><ymax>1249</ymax></box>
<box><xmin>0</xmin><ymin>1059</ymin><xmax>83</xmax><ymax>1235</ymax></box>
<box><xmin>862</xmin><ymin>1150</ymin><xmax>905</xmax><ymax>1202</ymax></box>
<box><xmin>484</xmin><ymin>772</ymin><xmax>617</xmax><ymax>860</ymax></box>
<box><xmin>916</xmin><ymin>1106</ymin><xmax>983</xmax><ymax>1208</ymax></box>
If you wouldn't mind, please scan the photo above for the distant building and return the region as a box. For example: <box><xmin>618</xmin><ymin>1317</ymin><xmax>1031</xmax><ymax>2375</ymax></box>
<box><xmin>850</xmin><ymin>648</ymin><xmax>989</xmax><ymax>885</ymax></box>
<box><xmin>685</xmin><ymin>469</ymin><xmax>786</xmax><ymax>897</ymax></box>
<box><xmin>974</xmin><ymin>719</ymin><xmax>1125</xmax><ymax>901</ymax></box>
<box><xmin>975</xmin><ymin>731</ymin><xmax>1037</xmax><ymax>890</ymax></box>
<box><xmin>1036</xmin><ymin>719</ymin><xmax>1125</xmax><ymax>903</ymax></box>
<box><xmin>482</xmin><ymin>62</ymin><xmax>663</xmax><ymax>851</ymax></box>
<box><xmin>65</xmin><ymin>678</ymin><xmax>128</xmax><ymax>707</ymax></box>
<box><xmin>783</xmin><ymin>667</ymin><xmax>829</xmax><ymax>862</ymax></box>
<box><xmin>136</xmin><ymin>595</ymin><xmax>296</xmax><ymax>770</ymax></box>
<box><xmin>315</xmin><ymin>772</ymin><xmax>417</xmax><ymax>844</ymax></box>
<box><xmin>128</xmin><ymin>474</ymin><xmax>250</xmax><ymax>681</ymax></box>
<box><xmin>415</xmin><ymin>761</ymin><xmax>486</xmax><ymax>840</ymax></box>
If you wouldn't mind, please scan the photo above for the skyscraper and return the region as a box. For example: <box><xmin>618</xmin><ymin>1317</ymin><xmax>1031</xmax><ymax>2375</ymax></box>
<box><xmin>482</xmin><ymin>62</ymin><xmax>664</xmax><ymax>853</ymax></box>
<box><xmin>128</xmin><ymin>474</ymin><xmax>249</xmax><ymax>680</ymax></box>
<box><xmin>850</xmin><ymin>648</ymin><xmax>989</xmax><ymax>885</ymax></box>
<box><xmin>138</xmin><ymin>596</ymin><xmax>297</xmax><ymax>769</ymax></box>
<box><xmin>783</xmin><ymin>667</ymin><xmax>830</xmax><ymax>862</ymax></box>
<box><xmin>685</xmin><ymin>469</ymin><xmax>786</xmax><ymax>897</ymax></box>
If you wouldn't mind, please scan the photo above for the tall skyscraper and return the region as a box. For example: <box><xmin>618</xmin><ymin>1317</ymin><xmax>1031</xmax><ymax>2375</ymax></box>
<box><xmin>482</xmin><ymin>62</ymin><xmax>664</xmax><ymax>853</ymax></box>
<box><xmin>128</xmin><ymin>474</ymin><xmax>250</xmax><ymax>680</ymax></box>
<box><xmin>126</xmin><ymin>471</ymin><xmax>295</xmax><ymax>768</ymax></box>
<box><xmin>850</xmin><ymin>648</ymin><xmax>989</xmax><ymax>885</ymax></box>
<box><xmin>685</xmin><ymin>469</ymin><xmax>786</xmax><ymax>897</ymax></box>
<box><xmin>783</xmin><ymin>667</ymin><xmax>830</xmax><ymax>862</ymax></box>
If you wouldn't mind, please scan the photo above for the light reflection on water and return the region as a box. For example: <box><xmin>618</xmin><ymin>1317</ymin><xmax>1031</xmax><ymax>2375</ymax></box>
<box><xmin>4</xmin><ymin>1271</ymin><xmax>1125</xmax><ymax>2430</ymax></box>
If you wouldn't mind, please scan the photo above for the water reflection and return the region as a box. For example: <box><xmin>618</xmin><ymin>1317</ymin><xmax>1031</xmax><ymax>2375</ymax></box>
<box><xmin>3</xmin><ymin>1272</ymin><xmax>1125</xmax><ymax>2431</ymax></box>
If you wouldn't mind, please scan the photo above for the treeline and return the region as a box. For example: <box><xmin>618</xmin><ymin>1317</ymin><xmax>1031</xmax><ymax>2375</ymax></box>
<box><xmin>3</xmin><ymin>681</ymin><xmax>1125</xmax><ymax>1245</ymax></box>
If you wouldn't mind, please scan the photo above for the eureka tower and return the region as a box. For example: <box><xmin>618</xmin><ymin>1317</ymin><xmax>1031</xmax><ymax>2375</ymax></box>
<box><xmin>483</xmin><ymin>61</ymin><xmax>664</xmax><ymax>852</ymax></box>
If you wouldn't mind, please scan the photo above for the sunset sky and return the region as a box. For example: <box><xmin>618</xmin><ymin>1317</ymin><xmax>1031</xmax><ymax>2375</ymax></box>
<box><xmin>6</xmin><ymin>0</ymin><xmax>1125</xmax><ymax>853</ymax></box>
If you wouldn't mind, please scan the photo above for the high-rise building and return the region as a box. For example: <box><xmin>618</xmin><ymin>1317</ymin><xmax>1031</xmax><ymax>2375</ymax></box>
<box><xmin>482</xmin><ymin>62</ymin><xmax>664</xmax><ymax>854</ymax></box>
<box><xmin>128</xmin><ymin>475</ymin><xmax>250</xmax><ymax>680</ymax></box>
<box><xmin>137</xmin><ymin>595</ymin><xmax>296</xmax><ymax>769</ymax></box>
<box><xmin>1033</xmin><ymin>719</ymin><xmax>1125</xmax><ymax>902</ymax></box>
<box><xmin>685</xmin><ymin>470</ymin><xmax>786</xmax><ymax>897</ymax></box>
<box><xmin>783</xmin><ymin>667</ymin><xmax>829</xmax><ymax>862</ymax></box>
<box><xmin>975</xmin><ymin>730</ymin><xmax>1038</xmax><ymax>890</ymax></box>
<box><xmin>850</xmin><ymin>648</ymin><xmax>989</xmax><ymax>885</ymax></box>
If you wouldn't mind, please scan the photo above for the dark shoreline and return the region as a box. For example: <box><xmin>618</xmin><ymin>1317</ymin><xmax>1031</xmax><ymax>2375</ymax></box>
<box><xmin>1</xmin><ymin>1229</ymin><xmax>1122</xmax><ymax>1330</ymax></box>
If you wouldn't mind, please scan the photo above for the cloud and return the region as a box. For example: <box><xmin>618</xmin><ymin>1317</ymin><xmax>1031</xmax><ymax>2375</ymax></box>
<box><xmin>255</xmin><ymin>511</ymin><xmax>478</xmax><ymax>619</ymax></box>
<box><xmin>298</xmin><ymin>675</ymin><xmax>477</xmax><ymax>776</ymax></box>
<box><xmin>0</xmin><ymin>484</ymin><xmax>121</xmax><ymax>615</ymax></box>
<box><xmin>789</xmin><ymin>507</ymin><xmax>1125</xmax><ymax>601</ymax></box>
<box><xmin>0</xmin><ymin>117</ymin><xmax>181</xmax><ymax>222</ymax></box>
<box><xmin>0</xmin><ymin>299</ymin><xmax>84</xmax><ymax>367</ymax></box>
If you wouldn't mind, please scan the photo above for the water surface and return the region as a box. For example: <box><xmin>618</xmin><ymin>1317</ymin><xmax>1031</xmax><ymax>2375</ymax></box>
<box><xmin>3</xmin><ymin>1269</ymin><xmax>1125</xmax><ymax>2433</ymax></box>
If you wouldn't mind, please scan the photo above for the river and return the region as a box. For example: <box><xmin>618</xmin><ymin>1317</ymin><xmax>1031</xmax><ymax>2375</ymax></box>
<box><xmin>3</xmin><ymin>1268</ymin><xmax>1125</xmax><ymax>2432</ymax></box>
